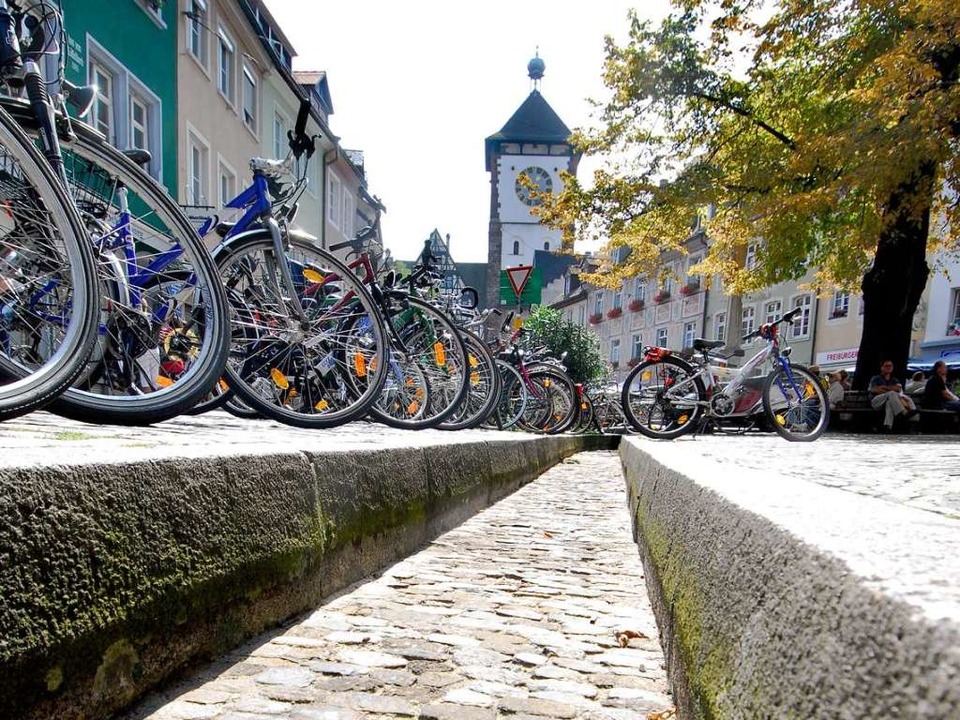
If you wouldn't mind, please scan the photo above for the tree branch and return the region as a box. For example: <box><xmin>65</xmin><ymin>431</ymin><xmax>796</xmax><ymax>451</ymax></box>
<box><xmin>691</xmin><ymin>90</ymin><xmax>797</xmax><ymax>149</ymax></box>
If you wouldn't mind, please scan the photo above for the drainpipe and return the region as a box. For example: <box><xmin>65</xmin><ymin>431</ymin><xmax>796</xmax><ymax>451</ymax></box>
<box><xmin>806</xmin><ymin>294</ymin><xmax>820</xmax><ymax>366</ymax></box>
<box><xmin>322</xmin><ymin>147</ymin><xmax>339</xmax><ymax>250</ymax></box>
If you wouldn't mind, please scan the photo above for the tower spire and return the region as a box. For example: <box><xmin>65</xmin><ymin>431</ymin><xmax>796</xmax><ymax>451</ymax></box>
<box><xmin>527</xmin><ymin>48</ymin><xmax>545</xmax><ymax>91</ymax></box>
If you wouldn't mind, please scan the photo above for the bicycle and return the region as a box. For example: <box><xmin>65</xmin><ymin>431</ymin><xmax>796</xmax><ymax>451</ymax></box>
<box><xmin>621</xmin><ymin>307</ymin><xmax>830</xmax><ymax>441</ymax></box>
<box><xmin>0</xmin><ymin>1</ymin><xmax>230</xmax><ymax>424</ymax></box>
<box><xmin>0</xmin><ymin>0</ymin><xmax>100</xmax><ymax>421</ymax></box>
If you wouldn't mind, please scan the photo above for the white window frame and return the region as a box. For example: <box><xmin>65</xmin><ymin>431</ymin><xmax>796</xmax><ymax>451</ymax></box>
<box><xmin>683</xmin><ymin>321</ymin><xmax>697</xmax><ymax>349</ymax></box>
<box><xmin>741</xmin><ymin>306</ymin><xmax>756</xmax><ymax>338</ymax></box>
<box><xmin>831</xmin><ymin>291</ymin><xmax>850</xmax><ymax>320</ymax></box>
<box><xmin>610</xmin><ymin>338</ymin><xmax>621</xmax><ymax>365</ymax></box>
<box><xmin>687</xmin><ymin>253</ymin><xmax>703</xmax><ymax>282</ymax></box>
<box><xmin>217</xmin><ymin>26</ymin><xmax>236</xmax><ymax>105</ymax></box>
<box><xmin>612</xmin><ymin>286</ymin><xmax>623</xmax><ymax>310</ymax></box>
<box><xmin>186</xmin><ymin>127</ymin><xmax>210</xmax><ymax>207</ymax></box>
<box><xmin>715</xmin><ymin>312</ymin><xmax>727</xmax><ymax>344</ymax></box>
<box><xmin>949</xmin><ymin>288</ymin><xmax>960</xmax><ymax>335</ymax></box>
<box><xmin>217</xmin><ymin>157</ymin><xmax>237</xmax><ymax>208</ymax></box>
<box><xmin>764</xmin><ymin>299</ymin><xmax>782</xmax><ymax>325</ymax></box>
<box><xmin>241</xmin><ymin>64</ymin><xmax>258</xmax><ymax>134</ymax></box>
<box><xmin>328</xmin><ymin>174</ymin><xmax>342</xmax><ymax>228</ymax></box>
<box><xmin>635</xmin><ymin>277</ymin><xmax>646</xmax><ymax>303</ymax></box>
<box><xmin>186</xmin><ymin>0</ymin><xmax>208</xmax><ymax>69</ymax></box>
<box><xmin>273</xmin><ymin>108</ymin><xmax>289</xmax><ymax>160</ymax></box>
<box><xmin>790</xmin><ymin>294</ymin><xmax>812</xmax><ymax>339</ymax></box>
<box><xmin>341</xmin><ymin>190</ymin><xmax>354</xmax><ymax>240</ymax></box>
<box><xmin>90</xmin><ymin>59</ymin><xmax>115</xmax><ymax>144</ymax></box>
<box><xmin>631</xmin><ymin>333</ymin><xmax>642</xmax><ymax>360</ymax></box>
<box><xmin>594</xmin><ymin>291</ymin><xmax>604</xmax><ymax>317</ymax></box>
<box><xmin>88</xmin><ymin>39</ymin><xmax>163</xmax><ymax>181</ymax></box>
<box><xmin>745</xmin><ymin>242</ymin><xmax>759</xmax><ymax>270</ymax></box>
<box><xmin>656</xmin><ymin>327</ymin><xmax>668</xmax><ymax>347</ymax></box>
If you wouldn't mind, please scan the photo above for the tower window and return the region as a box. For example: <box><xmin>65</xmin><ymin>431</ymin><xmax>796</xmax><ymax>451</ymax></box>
<box><xmin>543</xmin><ymin>241</ymin><xmax>550</xmax><ymax>251</ymax></box>
<box><xmin>512</xmin><ymin>240</ymin><xmax>520</xmax><ymax>255</ymax></box>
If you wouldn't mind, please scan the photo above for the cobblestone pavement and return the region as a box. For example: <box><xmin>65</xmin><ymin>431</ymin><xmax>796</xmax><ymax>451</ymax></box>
<box><xmin>122</xmin><ymin>451</ymin><xmax>672</xmax><ymax>720</ymax></box>
<box><xmin>666</xmin><ymin>431</ymin><xmax>960</xmax><ymax>518</ymax></box>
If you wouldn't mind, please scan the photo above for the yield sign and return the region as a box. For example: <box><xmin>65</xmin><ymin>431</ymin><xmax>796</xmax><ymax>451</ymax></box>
<box><xmin>505</xmin><ymin>265</ymin><xmax>534</xmax><ymax>298</ymax></box>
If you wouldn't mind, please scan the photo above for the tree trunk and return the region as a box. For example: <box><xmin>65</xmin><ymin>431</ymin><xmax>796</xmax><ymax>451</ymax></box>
<box><xmin>853</xmin><ymin>163</ymin><xmax>934</xmax><ymax>390</ymax></box>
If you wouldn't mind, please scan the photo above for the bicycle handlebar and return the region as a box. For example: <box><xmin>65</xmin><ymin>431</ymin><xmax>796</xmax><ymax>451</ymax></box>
<box><xmin>741</xmin><ymin>306</ymin><xmax>802</xmax><ymax>342</ymax></box>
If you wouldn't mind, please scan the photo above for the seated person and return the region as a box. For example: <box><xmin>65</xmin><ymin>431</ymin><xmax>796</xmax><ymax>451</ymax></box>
<box><xmin>869</xmin><ymin>360</ymin><xmax>916</xmax><ymax>430</ymax></box>
<box><xmin>838</xmin><ymin>369</ymin><xmax>851</xmax><ymax>391</ymax></box>
<box><xmin>904</xmin><ymin>371</ymin><xmax>926</xmax><ymax>396</ymax></box>
<box><xmin>922</xmin><ymin>360</ymin><xmax>960</xmax><ymax>412</ymax></box>
<box><xmin>827</xmin><ymin>371</ymin><xmax>845</xmax><ymax>408</ymax></box>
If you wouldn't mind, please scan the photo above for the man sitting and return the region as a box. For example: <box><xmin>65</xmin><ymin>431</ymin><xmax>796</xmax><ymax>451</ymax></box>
<box><xmin>922</xmin><ymin>360</ymin><xmax>960</xmax><ymax>413</ymax></box>
<box><xmin>868</xmin><ymin>360</ymin><xmax>916</xmax><ymax>431</ymax></box>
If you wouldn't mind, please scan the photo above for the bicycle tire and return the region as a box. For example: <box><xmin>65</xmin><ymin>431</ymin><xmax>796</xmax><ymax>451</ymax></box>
<box><xmin>762</xmin><ymin>362</ymin><xmax>830</xmax><ymax>441</ymax></box>
<box><xmin>621</xmin><ymin>356</ymin><xmax>706</xmax><ymax>439</ymax></box>
<box><xmin>367</xmin><ymin>296</ymin><xmax>469</xmax><ymax>430</ymax></box>
<box><xmin>481</xmin><ymin>359</ymin><xmax>527</xmax><ymax>430</ymax></box>
<box><xmin>0</xmin><ymin>103</ymin><xmax>99</xmax><ymax>421</ymax></box>
<box><xmin>21</xmin><ymin>119</ymin><xmax>232</xmax><ymax>425</ymax></box>
<box><xmin>438</xmin><ymin>329</ymin><xmax>501</xmax><ymax>431</ymax></box>
<box><xmin>518</xmin><ymin>367</ymin><xmax>578</xmax><ymax>435</ymax></box>
<box><xmin>571</xmin><ymin>392</ymin><xmax>595</xmax><ymax>434</ymax></box>
<box><xmin>215</xmin><ymin>229</ymin><xmax>389</xmax><ymax>429</ymax></box>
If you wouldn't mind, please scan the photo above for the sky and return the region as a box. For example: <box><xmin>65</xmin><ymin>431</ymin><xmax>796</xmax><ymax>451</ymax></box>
<box><xmin>263</xmin><ymin>1</ymin><xmax>672</xmax><ymax>265</ymax></box>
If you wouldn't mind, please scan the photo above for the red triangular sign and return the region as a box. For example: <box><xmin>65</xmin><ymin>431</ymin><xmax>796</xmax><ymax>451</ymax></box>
<box><xmin>506</xmin><ymin>265</ymin><xmax>534</xmax><ymax>298</ymax></box>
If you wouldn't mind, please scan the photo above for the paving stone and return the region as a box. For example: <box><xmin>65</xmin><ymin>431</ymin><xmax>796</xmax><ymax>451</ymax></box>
<box><xmin>369</xmin><ymin>668</ymin><xmax>417</xmax><ymax>686</ymax></box>
<box><xmin>336</xmin><ymin>649</ymin><xmax>408</xmax><ymax>668</ymax></box>
<box><xmin>254</xmin><ymin>667</ymin><xmax>316</xmax><ymax>688</ymax></box>
<box><xmin>418</xmin><ymin>671</ymin><xmax>462</xmax><ymax>689</ymax></box>
<box><xmin>331</xmin><ymin>691</ymin><xmax>417</xmax><ymax>716</ymax></box>
<box><xmin>230</xmin><ymin>697</ymin><xmax>294</xmax><ymax>714</ymax></box>
<box><xmin>497</xmin><ymin>695</ymin><xmax>580</xmax><ymax>718</ymax></box>
<box><xmin>289</xmin><ymin>708</ymin><xmax>360</xmax><ymax>720</ymax></box>
<box><xmin>513</xmin><ymin>652</ymin><xmax>548</xmax><ymax>667</ymax></box>
<box><xmin>419</xmin><ymin>703</ymin><xmax>497</xmax><ymax>720</ymax></box>
<box><xmin>527</xmin><ymin>679</ymin><xmax>599</xmax><ymax>698</ymax></box>
<box><xmin>441</xmin><ymin>688</ymin><xmax>495</xmax><ymax>706</ymax></box>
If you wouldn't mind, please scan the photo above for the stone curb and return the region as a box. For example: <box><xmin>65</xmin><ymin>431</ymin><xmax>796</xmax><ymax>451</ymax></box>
<box><xmin>0</xmin><ymin>432</ymin><xmax>617</xmax><ymax>719</ymax></box>
<box><xmin>619</xmin><ymin>437</ymin><xmax>960</xmax><ymax>720</ymax></box>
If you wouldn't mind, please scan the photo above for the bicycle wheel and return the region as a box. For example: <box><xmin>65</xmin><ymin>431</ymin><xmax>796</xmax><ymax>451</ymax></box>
<box><xmin>571</xmin><ymin>391</ymin><xmax>595</xmax><ymax>434</ymax></box>
<box><xmin>367</xmin><ymin>296</ymin><xmax>469</xmax><ymax>430</ymax></box>
<box><xmin>518</xmin><ymin>367</ymin><xmax>578</xmax><ymax>434</ymax></box>
<box><xmin>762</xmin><ymin>363</ymin><xmax>830</xmax><ymax>441</ymax></box>
<box><xmin>438</xmin><ymin>329</ymin><xmax>501</xmax><ymax>431</ymax></box>
<box><xmin>621</xmin><ymin>356</ymin><xmax>706</xmax><ymax>439</ymax></box>
<box><xmin>482</xmin><ymin>359</ymin><xmax>526</xmax><ymax>430</ymax></box>
<box><xmin>215</xmin><ymin>229</ymin><xmax>388</xmax><ymax>429</ymax></box>
<box><xmin>0</xmin><ymin>104</ymin><xmax>98</xmax><ymax>421</ymax></box>
<box><xmin>23</xmin><ymin>119</ymin><xmax>231</xmax><ymax>425</ymax></box>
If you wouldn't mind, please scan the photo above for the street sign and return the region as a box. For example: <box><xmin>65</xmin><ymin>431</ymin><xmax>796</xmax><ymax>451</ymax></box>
<box><xmin>505</xmin><ymin>265</ymin><xmax>533</xmax><ymax>298</ymax></box>
<box><xmin>499</xmin><ymin>267</ymin><xmax>542</xmax><ymax>306</ymax></box>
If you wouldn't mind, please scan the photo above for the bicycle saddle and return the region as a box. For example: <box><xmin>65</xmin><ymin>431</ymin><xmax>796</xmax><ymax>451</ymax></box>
<box><xmin>692</xmin><ymin>338</ymin><xmax>725</xmax><ymax>351</ymax></box>
<box><xmin>122</xmin><ymin>149</ymin><xmax>152</xmax><ymax>167</ymax></box>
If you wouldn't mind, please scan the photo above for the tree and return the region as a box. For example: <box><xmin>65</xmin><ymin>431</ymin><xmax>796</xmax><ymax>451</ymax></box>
<box><xmin>537</xmin><ymin>0</ymin><xmax>960</xmax><ymax>389</ymax></box>
<box><xmin>523</xmin><ymin>306</ymin><xmax>607</xmax><ymax>384</ymax></box>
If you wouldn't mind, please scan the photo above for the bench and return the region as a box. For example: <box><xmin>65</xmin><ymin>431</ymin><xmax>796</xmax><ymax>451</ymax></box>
<box><xmin>830</xmin><ymin>390</ymin><xmax>959</xmax><ymax>434</ymax></box>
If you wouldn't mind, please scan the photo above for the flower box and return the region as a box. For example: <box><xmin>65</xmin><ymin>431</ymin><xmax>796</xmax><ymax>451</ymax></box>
<box><xmin>653</xmin><ymin>290</ymin><xmax>671</xmax><ymax>304</ymax></box>
<box><xmin>628</xmin><ymin>299</ymin><xmax>645</xmax><ymax>312</ymax></box>
<box><xmin>948</xmin><ymin>321</ymin><xmax>960</xmax><ymax>337</ymax></box>
<box><xmin>607</xmin><ymin>307</ymin><xmax>623</xmax><ymax>319</ymax></box>
<box><xmin>679</xmin><ymin>281</ymin><xmax>700</xmax><ymax>296</ymax></box>
<box><xmin>830</xmin><ymin>310</ymin><xmax>848</xmax><ymax>320</ymax></box>
<box><xmin>588</xmin><ymin>312</ymin><xmax>603</xmax><ymax>324</ymax></box>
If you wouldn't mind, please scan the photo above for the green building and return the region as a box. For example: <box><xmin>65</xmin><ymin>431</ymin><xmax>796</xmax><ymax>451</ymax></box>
<box><xmin>59</xmin><ymin>0</ymin><xmax>178</xmax><ymax>196</ymax></box>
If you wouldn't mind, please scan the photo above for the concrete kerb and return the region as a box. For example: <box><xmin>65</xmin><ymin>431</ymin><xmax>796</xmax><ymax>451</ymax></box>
<box><xmin>0</xmin><ymin>432</ymin><xmax>617</xmax><ymax>720</ymax></box>
<box><xmin>619</xmin><ymin>437</ymin><xmax>960</xmax><ymax>720</ymax></box>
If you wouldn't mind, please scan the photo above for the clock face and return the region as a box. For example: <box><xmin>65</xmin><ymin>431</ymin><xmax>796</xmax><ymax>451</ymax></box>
<box><xmin>515</xmin><ymin>166</ymin><xmax>553</xmax><ymax>206</ymax></box>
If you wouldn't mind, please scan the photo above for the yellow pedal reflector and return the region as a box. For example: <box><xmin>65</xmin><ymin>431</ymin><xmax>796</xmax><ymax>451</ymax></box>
<box><xmin>543</xmin><ymin>378</ymin><xmax>552</xmax><ymax>387</ymax></box>
<box><xmin>315</xmin><ymin>399</ymin><xmax>329</xmax><ymax>411</ymax></box>
<box><xmin>270</xmin><ymin>368</ymin><xmax>289</xmax><ymax>389</ymax></box>
<box><xmin>678</xmin><ymin>414</ymin><xmax>689</xmax><ymax>424</ymax></box>
<box><xmin>415</xmin><ymin>388</ymin><xmax>425</xmax><ymax>399</ymax></box>
<box><xmin>512</xmin><ymin>316</ymin><xmax>523</xmax><ymax>330</ymax></box>
<box><xmin>777</xmin><ymin>414</ymin><xmax>787</xmax><ymax>426</ymax></box>
<box><xmin>368</xmin><ymin>357</ymin><xmax>378</xmax><ymax>373</ymax></box>
<box><xmin>433</xmin><ymin>341</ymin><xmax>446</xmax><ymax>366</ymax></box>
<box><xmin>581</xmin><ymin>402</ymin><xmax>588</xmax><ymax>410</ymax></box>
<box><xmin>804</xmin><ymin>382</ymin><xmax>815</xmax><ymax>398</ymax></box>
<box><xmin>469</xmin><ymin>354</ymin><xmax>479</xmax><ymax>368</ymax></box>
<box><xmin>642</xmin><ymin>372</ymin><xmax>652</xmax><ymax>381</ymax></box>
<box><xmin>303</xmin><ymin>269</ymin><xmax>324</xmax><ymax>283</ymax></box>
<box><xmin>407</xmin><ymin>400</ymin><xmax>420</xmax><ymax>415</ymax></box>
<box><xmin>155</xmin><ymin>375</ymin><xmax>174</xmax><ymax>388</ymax></box>
<box><xmin>470</xmin><ymin>371</ymin><xmax>481</xmax><ymax>386</ymax></box>
<box><xmin>218</xmin><ymin>378</ymin><xmax>229</xmax><ymax>391</ymax></box>
<box><xmin>353</xmin><ymin>352</ymin><xmax>367</xmax><ymax>377</ymax></box>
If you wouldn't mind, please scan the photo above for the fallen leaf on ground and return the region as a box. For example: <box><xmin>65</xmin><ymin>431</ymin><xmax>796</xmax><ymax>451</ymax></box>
<box><xmin>647</xmin><ymin>707</ymin><xmax>677</xmax><ymax>720</ymax></box>
<box><xmin>616</xmin><ymin>629</ymin><xmax>650</xmax><ymax>647</ymax></box>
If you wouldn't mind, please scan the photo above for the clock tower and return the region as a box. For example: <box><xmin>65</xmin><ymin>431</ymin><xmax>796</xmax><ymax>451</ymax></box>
<box><xmin>485</xmin><ymin>53</ymin><xmax>580</xmax><ymax>307</ymax></box>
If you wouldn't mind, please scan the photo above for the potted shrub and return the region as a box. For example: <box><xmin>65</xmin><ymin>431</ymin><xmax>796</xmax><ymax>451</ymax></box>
<box><xmin>589</xmin><ymin>312</ymin><xmax>603</xmax><ymax>324</ymax></box>
<box><xmin>654</xmin><ymin>289</ymin><xmax>671</xmax><ymax>304</ymax></box>
<box><xmin>607</xmin><ymin>307</ymin><xmax>623</xmax><ymax>319</ymax></box>
<box><xmin>628</xmin><ymin>298</ymin><xmax>645</xmax><ymax>312</ymax></box>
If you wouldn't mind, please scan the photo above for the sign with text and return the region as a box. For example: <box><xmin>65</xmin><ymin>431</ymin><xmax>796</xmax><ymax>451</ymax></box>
<box><xmin>816</xmin><ymin>347</ymin><xmax>859</xmax><ymax>367</ymax></box>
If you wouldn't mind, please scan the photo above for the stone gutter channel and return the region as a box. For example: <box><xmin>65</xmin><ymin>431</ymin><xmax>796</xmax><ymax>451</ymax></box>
<box><xmin>0</xmin><ymin>411</ymin><xmax>616</xmax><ymax>719</ymax></box>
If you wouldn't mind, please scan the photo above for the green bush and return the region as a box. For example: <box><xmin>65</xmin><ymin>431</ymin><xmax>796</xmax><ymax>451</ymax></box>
<box><xmin>524</xmin><ymin>306</ymin><xmax>606</xmax><ymax>384</ymax></box>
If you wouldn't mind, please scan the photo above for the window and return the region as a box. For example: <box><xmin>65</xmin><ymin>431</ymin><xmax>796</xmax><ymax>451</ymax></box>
<box><xmin>578</xmin><ymin>305</ymin><xmax>586</xmax><ymax>326</ymax></box>
<box><xmin>663</xmin><ymin>269</ymin><xmax>674</xmax><ymax>295</ymax></box>
<box><xmin>741</xmin><ymin>306</ymin><xmax>756</xmax><ymax>337</ymax></box>
<box><xmin>328</xmin><ymin>174</ymin><xmax>341</xmax><ymax>227</ymax></box>
<box><xmin>831</xmin><ymin>291</ymin><xmax>850</xmax><ymax>319</ymax></box>
<box><xmin>273</xmin><ymin>111</ymin><xmax>288</xmax><ymax>159</ymax></box>
<box><xmin>218</xmin><ymin>160</ymin><xmax>236</xmax><ymax>208</ymax></box>
<box><xmin>341</xmin><ymin>191</ymin><xmax>354</xmax><ymax>239</ymax></box>
<box><xmin>949</xmin><ymin>289</ymin><xmax>960</xmax><ymax>335</ymax></box>
<box><xmin>512</xmin><ymin>240</ymin><xmax>520</xmax><ymax>255</ymax></box>
<box><xmin>186</xmin><ymin>0</ymin><xmax>208</xmax><ymax>66</ymax></box>
<box><xmin>610</xmin><ymin>338</ymin><xmax>621</xmax><ymax>365</ymax></box>
<box><xmin>612</xmin><ymin>286</ymin><xmax>623</xmax><ymax>310</ymax></box>
<box><xmin>687</xmin><ymin>253</ymin><xmax>703</xmax><ymax>282</ymax></box>
<box><xmin>790</xmin><ymin>294</ymin><xmax>812</xmax><ymax>339</ymax></box>
<box><xmin>745</xmin><ymin>242</ymin><xmax>759</xmax><ymax>270</ymax></box>
<box><xmin>714</xmin><ymin>312</ymin><xmax>727</xmax><ymax>344</ymax></box>
<box><xmin>242</xmin><ymin>66</ymin><xmax>257</xmax><ymax>132</ymax></box>
<box><xmin>656</xmin><ymin>327</ymin><xmax>668</xmax><ymax>347</ymax></box>
<box><xmin>217</xmin><ymin>27</ymin><xmax>235</xmax><ymax>103</ymax></box>
<box><xmin>187</xmin><ymin>131</ymin><xmax>209</xmax><ymax>206</ymax></box>
<box><xmin>683</xmin><ymin>321</ymin><xmax>697</xmax><ymax>349</ymax></box>
<box><xmin>594</xmin><ymin>291</ymin><xmax>604</xmax><ymax>316</ymax></box>
<box><xmin>88</xmin><ymin>43</ymin><xmax>163</xmax><ymax>180</ymax></box>
<box><xmin>90</xmin><ymin>61</ymin><xmax>114</xmax><ymax>143</ymax></box>
<box><xmin>764</xmin><ymin>299</ymin><xmax>782</xmax><ymax>325</ymax></box>
<box><xmin>635</xmin><ymin>278</ymin><xmax>647</xmax><ymax>303</ymax></box>
<box><xmin>631</xmin><ymin>334</ymin><xmax>642</xmax><ymax>360</ymax></box>
<box><xmin>543</xmin><ymin>241</ymin><xmax>550</xmax><ymax>251</ymax></box>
